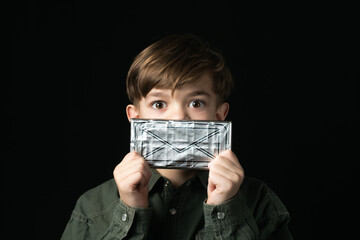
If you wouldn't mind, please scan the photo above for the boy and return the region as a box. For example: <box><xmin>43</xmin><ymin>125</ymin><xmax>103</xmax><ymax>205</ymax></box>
<box><xmin>61</xmin><ymin>34</ymin><xmax>293</xmax><ymax>239</ymax></box>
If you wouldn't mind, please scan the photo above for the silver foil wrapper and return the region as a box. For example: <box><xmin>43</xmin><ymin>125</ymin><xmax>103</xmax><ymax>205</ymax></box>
<box><xmin>130</xmin><ymin>119</ymin><xmax>232</xmax><ymax>169</ymax></box>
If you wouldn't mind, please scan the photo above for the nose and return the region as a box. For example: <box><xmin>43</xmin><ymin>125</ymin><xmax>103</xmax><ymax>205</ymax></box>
<box><xmin>167</xmin><ymin>105</ymin><xmax>189</xmax><ymax>120</ymax></box>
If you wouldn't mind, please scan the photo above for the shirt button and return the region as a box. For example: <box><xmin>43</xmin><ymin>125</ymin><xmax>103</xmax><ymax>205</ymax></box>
<box><xmin>169</xmin><ymin>208</ymin><xmax>177</xmax><ymax>215</ymax></box>
<box><xmin>121</xmin><ymin>213</ymin><xmax>127</xmax><ymax>221</ymax></box>
<box><xmin>164</xmin><ymin>180</ymin><xmax>170</xmax><ymax>187</ymax></box>
<box><xmin>217</xmin><ymin>211</ymin><xmax>225</xmax><ymax>220</ymax></box>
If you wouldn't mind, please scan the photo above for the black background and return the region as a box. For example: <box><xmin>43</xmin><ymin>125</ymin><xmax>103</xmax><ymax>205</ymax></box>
<box><xmin>8</xmin><ymin>1</ymin><xmax>358</xmax><ymax>239</ymax></box>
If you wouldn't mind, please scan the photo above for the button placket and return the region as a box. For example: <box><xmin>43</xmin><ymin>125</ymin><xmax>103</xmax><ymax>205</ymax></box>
<box><xmin>217</xmin><ymin>211</ymin><xmax>225</xmax><ymax>220</ymax></box>
<box><xmin>169</xmin><ymin>208</ymin><xmax>177</xmax><ymax>215</ymax></box>
<box><xmin>121</xmin><ymin>213</ymin><xmax>128</xmax><ymax>221</ymax></box>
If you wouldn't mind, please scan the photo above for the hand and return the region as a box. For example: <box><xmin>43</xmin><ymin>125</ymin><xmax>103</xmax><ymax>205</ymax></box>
<box><xmin>113</xmin><ymin>151</ymin><xmax>152</xmax><ymax>208</ymax></box>
<box><xmin>206</xmin><ymin>150</ymin><xmax>244</xmax><ymax>205</ymax></box>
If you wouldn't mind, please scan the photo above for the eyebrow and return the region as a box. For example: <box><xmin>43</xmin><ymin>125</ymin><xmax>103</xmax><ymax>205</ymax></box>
<box><xmin>145</xmin><ymin>89</ymin><xmax>211</xmax><ymax>99</ymax></box>
<box><xmin>146</xmin><ymin>91</ymin><xmax>169</xmax><ymax>98</ymax></box>
<box><xmin>186</xmin><ymin>90</ymin><xmax>211</xmax><ymax>98</ymax></box>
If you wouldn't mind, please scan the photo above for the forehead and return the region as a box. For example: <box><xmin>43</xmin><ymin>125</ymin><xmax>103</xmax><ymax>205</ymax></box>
<box><xmin>146</xmin><ymin>76</ymin><xmax>215</xmax><ymax>98</ymax></box>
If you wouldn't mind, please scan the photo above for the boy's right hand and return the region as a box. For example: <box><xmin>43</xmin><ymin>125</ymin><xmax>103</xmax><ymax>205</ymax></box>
<box><xmin>113</xmin><ymin>151</ymin><xmax>152</xmax><ymax>208</ymax></box>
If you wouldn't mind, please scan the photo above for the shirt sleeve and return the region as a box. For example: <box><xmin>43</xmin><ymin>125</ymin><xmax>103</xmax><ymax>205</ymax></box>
<box><xmin>60</xmin><ymin>210</ymin><xmax>99</xmax><ymax>240</ymax></box>
<box><xmin>61</xmin><ymin>199</ymin><xmax>152</xmax><ymax>240</ymax></box>
<box><xmin>196</xmin><ymin>191</ymin><xmax>293</xmax><ymax>240</ymax></box>
<box><xmin>196</xmin><ymin>191</ymin><xmax>259</xmax><ymax>239</ymax></box>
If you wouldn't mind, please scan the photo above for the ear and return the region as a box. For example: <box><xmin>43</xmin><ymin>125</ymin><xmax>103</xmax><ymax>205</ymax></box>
<box><xmin>216</xmin><ymin>102</ymin><xmax>229</xmax><ymax>121</ymax></box>
<box><xmin>126</xmin><ymin>104</ymin><xmax>140</xmax><ymax>122</ymax></box>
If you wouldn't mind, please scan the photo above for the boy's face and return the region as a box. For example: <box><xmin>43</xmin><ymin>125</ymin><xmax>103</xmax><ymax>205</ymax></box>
<box><xmin>127</xmin><ymin>76</ymin><xmax>229</xmax><ymax>122</ymax></box>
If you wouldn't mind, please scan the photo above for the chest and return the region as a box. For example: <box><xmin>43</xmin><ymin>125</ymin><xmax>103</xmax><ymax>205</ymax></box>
<box><xmin>148</xmin><ymin>180</ymin><xmax>207</xmax><ymax>240</ymax></box>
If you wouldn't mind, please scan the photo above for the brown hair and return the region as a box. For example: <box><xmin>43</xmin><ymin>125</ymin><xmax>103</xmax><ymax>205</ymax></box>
<box><xmin>126</xmin><ymin>34</ymin><xmax>233</xmax><ymax>105</ymax></box>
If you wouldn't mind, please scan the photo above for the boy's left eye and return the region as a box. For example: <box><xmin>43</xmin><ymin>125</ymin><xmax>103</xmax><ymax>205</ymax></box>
<box><xmin>189</xmin><ymin>100</ymin><xmax>205</xmax><ymax>108</ymax></box>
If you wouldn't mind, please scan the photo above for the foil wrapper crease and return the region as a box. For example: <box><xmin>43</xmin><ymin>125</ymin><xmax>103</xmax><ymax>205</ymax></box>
<box><xmin>130</xmin><ymin>119</ymin><xmax>232</xmax><ymax>169</ymax></box>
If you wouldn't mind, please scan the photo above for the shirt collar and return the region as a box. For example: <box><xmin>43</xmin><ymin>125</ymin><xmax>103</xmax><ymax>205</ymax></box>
<box><xmin>148</xmin><ymin>169</ymin><xmax>162</xmax><ymax>191</ymax></box>
<box><xmin>196</xmin><ymin>169</ymin><xmax>209</xmax><ymax>188</ymax></box>
<box><xmin>148</xmin><ymin>168</ymin><xmax>209</xmax><ymax>191</ymax></box>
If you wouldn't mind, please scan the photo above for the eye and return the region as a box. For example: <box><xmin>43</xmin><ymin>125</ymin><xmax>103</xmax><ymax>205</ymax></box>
<box><xmin>151</xmin><ymin>101</ymin><xmax>167</xmax><ymax>110</ymax></box>
<box><xmin>189</xmin><ymin>99</ymin><xmax>205</xmax><ymax>109</ymax></box>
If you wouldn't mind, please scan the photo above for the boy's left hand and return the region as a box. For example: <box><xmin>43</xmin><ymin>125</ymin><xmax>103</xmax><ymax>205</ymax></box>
<box><xmin>206</xmin><ymin>150</ymin><xmax>244</xmax><ymax>205</ymax></box>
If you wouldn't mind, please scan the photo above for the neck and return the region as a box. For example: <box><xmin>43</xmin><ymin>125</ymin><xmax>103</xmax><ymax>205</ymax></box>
<box><xmin>156</xmin><ymin>169</ymin><xmax>195</xmax><ymax>188</ymax></box>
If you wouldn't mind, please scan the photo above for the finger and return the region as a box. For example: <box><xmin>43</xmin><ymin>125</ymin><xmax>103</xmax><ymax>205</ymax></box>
<box><xmin>127</xmin><ymin>171</ymin><xmax>149</xmax><ymax>188</ymax></box>
<box><xmin>121</xmin><ymin>151</ymin><xmax>143</xmax><ymax>165</ymax></box>
<box><xmin>209</xmin><ymin>157</ymin><xmax>244</xmax><ymax>184</ymax></box>
<box><xmin>116</xmin><ymin>159</ymin><xmax>151</xmax><ymax>182</ymax></box>
<box><xmin>114</xmin><ymin>152</ymin><xmax>151</xmax><ymax>182</ymax></box>
<box><xmin>209</xmin><ymin>164</ymin><xmax>238</xmax><ymax>185</ymax></box>
<box><xmin>120</xmin><ymin>163</ymin><xmax>151</xmax><ymax>184</ymax></box>
<box><xmin>218</xmin><ymin>150</ymin><xmax>242</xmax><ymax>168</ymax></box>
<box><xmin>115</xmin><ymin>164</ymin><xmax>151</xmax><ymax>191</ymax></box>
<box><xmin>211</xmin><ymin>156</ymin><xmax>243</xmax><ymax>176</ymax></box>
<box><xmin>208</xmin><ymin>170</ymin><xmax>235</xmax><ymax>195</ymax></box>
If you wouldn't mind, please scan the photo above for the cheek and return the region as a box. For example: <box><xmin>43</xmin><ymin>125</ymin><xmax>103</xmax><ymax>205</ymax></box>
<box><xmin>139</xmin><ymin>108</ymin><xmax>164</xmax><ymax>119</ymax></box>
<box><xmin>138</xmin><ymin>108</ymin><xmax>151</xmax><ymax>118</ymax></box>
<box><xmin>188</xmin><ymin>110</ymin><xmax>217</xmax><ymax>121</ymax></box>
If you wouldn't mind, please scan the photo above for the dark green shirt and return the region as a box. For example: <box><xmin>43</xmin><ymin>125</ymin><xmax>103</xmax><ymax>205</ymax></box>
<box><xmin>61</xmin><ymin>169</ymin><xmax>293</xmax><ymax>239</ymax></box>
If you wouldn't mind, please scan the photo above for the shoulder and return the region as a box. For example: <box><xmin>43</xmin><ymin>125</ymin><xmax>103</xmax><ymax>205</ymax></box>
<box><xmin>240</xmin><ymin>176</ymin><xmax>290</xmax><ymax>221</ymax></box>
<box><xmin>72</xmin><ymin>178</ymin><xmax>119</xmax><ymax>223</ymax></box>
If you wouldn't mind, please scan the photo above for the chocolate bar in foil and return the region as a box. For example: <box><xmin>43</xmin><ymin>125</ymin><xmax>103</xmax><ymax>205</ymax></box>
<box><xmin>130</xmin><ymin>119</ymin><xmax>232</xmax><ymax>169</ymax></box>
